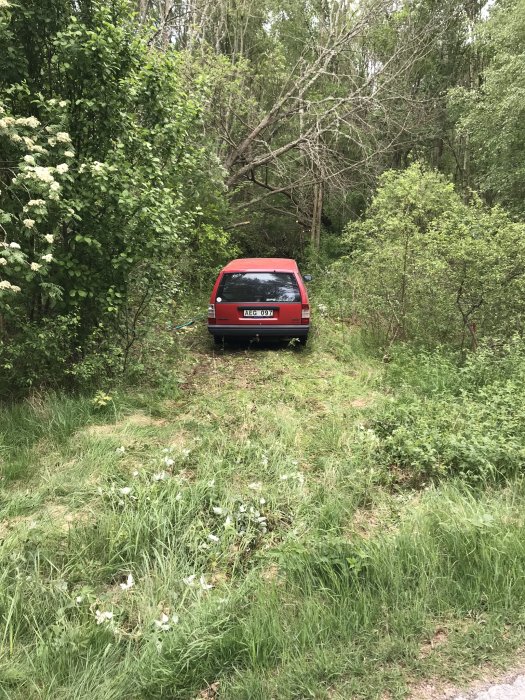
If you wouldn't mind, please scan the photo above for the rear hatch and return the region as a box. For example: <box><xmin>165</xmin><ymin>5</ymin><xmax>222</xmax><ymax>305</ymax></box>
<box><xmin>214</xmin><ymin>272</ymin><xmax>302</xmax><ymax>326</ymax></box>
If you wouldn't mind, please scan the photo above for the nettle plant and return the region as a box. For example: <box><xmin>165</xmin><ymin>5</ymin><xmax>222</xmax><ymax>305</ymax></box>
<box><xmin>0</xmin><ymin>101</ymin><xmax>74</xmax><ymax>303</ymax></box>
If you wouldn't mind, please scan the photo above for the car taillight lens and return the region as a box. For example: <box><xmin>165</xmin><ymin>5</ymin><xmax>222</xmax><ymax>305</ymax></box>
<box><xmin>208</xmin><ymin>304</ymin><xmax>215</xmax><ymax>319</ymax></box>
<box><xmin>301</xmin><ymin>304</ymin><xmax>310</xmax><ymax>323</ymax></box>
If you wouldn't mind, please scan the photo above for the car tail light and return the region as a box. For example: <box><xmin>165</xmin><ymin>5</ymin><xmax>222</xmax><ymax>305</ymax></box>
<box><xmin>301</xmin><ymin>304</ymin><xmax>310</xmax><ymax>324</ymax></box>
<box><xmin>208</xmin><ymin>304</ymin><xmax>215</xmax><ymax>323</ymax></box>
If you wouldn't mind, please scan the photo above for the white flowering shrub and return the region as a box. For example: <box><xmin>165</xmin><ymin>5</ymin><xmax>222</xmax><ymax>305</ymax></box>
<box><xmin>0</xmin><ymin>102</ymin><xmax>74</xmax><ymax>297</ymax></box>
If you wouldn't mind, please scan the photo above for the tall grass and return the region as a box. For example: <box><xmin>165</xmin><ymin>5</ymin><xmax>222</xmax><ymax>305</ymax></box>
<box><xmin>2</xmin><ymin>321</ymin><xmax>525</xmax><ymax>698</ymax></box>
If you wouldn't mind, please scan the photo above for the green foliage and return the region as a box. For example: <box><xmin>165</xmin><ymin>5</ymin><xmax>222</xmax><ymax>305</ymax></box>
<box><xmin>0</xmin><ymin>0</ymin><xmax>234</xmax><ymax>394</ymax></box>
<box><xmin>451</xmin><ymin>0</ymin><xmax>525</xmax><ymax>214</ymax></box>
<box><xmin>340</xmin><ymin>163</ymin><xmax>525</xmax><ymax>349</ymax></box>
<box><xmin>370</xmin><ymin>338</ymin><xmax>525</xmax><ymax>484</ymax></box>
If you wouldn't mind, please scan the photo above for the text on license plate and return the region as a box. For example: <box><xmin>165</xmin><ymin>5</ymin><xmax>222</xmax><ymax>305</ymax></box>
<box><xmin>243</xmin><ymin>309</ymin><xmax>274</xmax><ymax>317</ymax></box>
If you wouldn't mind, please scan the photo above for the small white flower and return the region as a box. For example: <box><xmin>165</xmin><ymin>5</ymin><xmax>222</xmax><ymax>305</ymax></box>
<box><xmin>212</xmin><ymin>506</ymin><xmax>223</xmax><ymax>515</ymax></box>
<box><xmin>183</xmin><ymin>574</ymin><xmax>196</xmax><ymax>586</ymax></box>
<box><xmin>280</xmin><ymin>474</ymin><xmax>289</xmax><ymax>481</ymax></box>
<box><xmin>30</xmin><ymin>262</ymin><xmax>42</xmax><ymax>271</ymax></box>
<box><xmin>75</xmin><ymin>596</ymin><xmax>83</xmax><ymax>603</ymax></box>
<box><xmin>95</xmin><ymin>609</ymin><xmax>113</xmax><ymax>624</ymax></box>
<box><xmin>224</xmin><ymin>516</ymin><xmax>233</xmax><ymax>528</ymax></box>
<box><xmin>154</xmin><ymin>613</ymin><xmax>170</xmax><ymax>631</ymax></box>
<box><xmin>208</xmin><ymin>534</ymin><xmax>220</xmax><ymax>543</ymax></box>
<box><xmin>259</xmin><ymin>497</ymin><xmax>266</xmax><ymax>505</ymax></box>
<box><xmin>59</xmin><ymin>100</ymin><xmax>68</xmax><ymax>108</ymax></box>
<box><xmin>239</xmin><ymin>505</ymin><xmax>246</xmax><ymax>513</ymax></box>
<box><xmin>55</xmin><ymin>163</ymin><xmax>69</xmax><ymax>174</ymax></box>
<box><xmin>23</xmin><ymin>155</ymin><xmax>36</xmax><ymax>165</ymax></box>
<box><xmin>64</xmin><ymin>150</ymin><xmax>74</xmax><ymax>158</ymax></box>
<box><xmin>27</xmin><ymin>199</ymin><xmax>45</xmax><ymax>207</ymax></box>
<box><xmin>23</xmin><ymin>218</ymin><xmax>35</xmax><ymax>229</ymax></box>
<box><xmin>152</xmin><ymin>471</ymin><xmax>167</xmax><ymax>482</ymax></box>
<box><xmin>119</xmin><ymin>573</ymin><xmax>134</xmax><ymax>590</ymax></box>
<box><xmin>41</xmin><ymin>253</ymin><xmax>53</xmax><ymax>263</ymax></box>
<box><xmin>9</xmin><ymin>242</ymin><xmax>20</xmax><ymax>249</ymax></box>
<box><xmin>261</xmin><ymin>455</ymin><xmax>269</xmax><ymax>467</ymax></box>
<box><xmin>199</xmin><ymin>575</ymin><xmax>213</xmax><ymax>590</ymax></box>
<box><xmin>49</xmin><ymin>181</ymin><xmax>60</xmax><ymax>191</ymax></box>
<box><xmin>132</xmin><ymin>470</ymin><xmax>139</xmax><ymax>477</ymax></box>
<box><xmin>119</xmin><ymin>487</ymin><xmax>132</xmax><ymax>496</ymax></box>
<box><xmin>163</xmin><ymin>457</ymin><xmax>174</xmax><ymax>467</ymax></box>
<box><xmin>175</xmin><ymin>492</ymin><xmax>182</xmax><ymax>501</ymax></box>
<box><xmin>44</xmin><ymin>234</ymin><xmax>54</xmax><ymax>244</ymax></box>
<box><xmin>56</xmin><ymin>132</ymin><xmax>71</xmax><ymax>143</ymax></box>
<box><xmin>0</xmin><ymin>258</ymin><xmax>6</xmax><ymax>266</ymax></box>
<box><xmin>115</xmin><ymin>446</ymin><xmax>125</xmax><ymax>455</ymax></box>
<box><xmin>248</xmin><ymin>482</ymin><xmax>262</xmax><ymax>491</ymax></box>
<box><xmin>0</xmin><ymin>280</ymin><xmax>13</xmax><ymax>290</ymax></box>
<box><xmin>11</xmin><ymin>285</ymin><xmax>21</xmax><ymax>292</ymax></box>
<box><xmin>181</xmin><ymin>448</ymin><xmax>191</xmax><ymax>457</ymax></box>
<box><xmin>208</xmin><ymin>479</ymin><xmax>215</xmax><ymax>488</ymax></box>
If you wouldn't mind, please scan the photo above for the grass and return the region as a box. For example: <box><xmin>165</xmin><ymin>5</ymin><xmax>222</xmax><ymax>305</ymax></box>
<box><xmin>2</xmin><ymin>313</ymin><xmax>525</xmax><ymax>699</ymax></box>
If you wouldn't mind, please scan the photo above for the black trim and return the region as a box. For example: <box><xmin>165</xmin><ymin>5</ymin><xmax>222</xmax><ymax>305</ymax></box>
<box><xmin>208</xmin><ymin>324</ymin><xmax>309</xmax><ymax>338</ymax></box>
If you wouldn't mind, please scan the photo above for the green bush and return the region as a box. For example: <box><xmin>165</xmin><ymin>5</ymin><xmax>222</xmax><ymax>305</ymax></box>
<box><xmin>370</xmin><ymin>339</ymin><xmax>525</xmax><ymax>484</ymax></box>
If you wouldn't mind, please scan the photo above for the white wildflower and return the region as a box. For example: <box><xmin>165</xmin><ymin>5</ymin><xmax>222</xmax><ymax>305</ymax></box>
<box><xmin>56</xmin><ymin>132</ymin><xmax>71</xmax><ymax>143</ymax></box>
<box><xmin>50</xmin><ymin>181</ymin><xmax>61</xmax><ymax>191</ymax></box>
<box><xmin>163</xmin><ymin>457</ymin><xmax>174</xmax><ymax>467</ymax></box>
<box><xmin>280</xmin><ymin>474</ymin><xmax>289</xmax><ymax>481</ymax></box>
<box><xmin>64</xmin><ymin>150</ymin><xmax>74</xmax><ymax>158</ymax></box>
<box><xmin>152</xmin><ymin>471</ymin><xmax>167</xmax><ymax>482</ymax></box>
<box><xmin>59</xmin><ymin>100</ymin><xmax>67</xmax><ymax>108</ymax></box>
<box><xmin>248</xmin><ymin>482</ymin><xmax>262</xmax><ymax>491</ymax></box>
<box><xmin>95</xmin><ymin>609</ymin><xmax>113</xmax><ymax>624</ymax></box>
<box><xmin>27</xmin><ymin>199</ymin><xmax>46</xmax><ymax>207</ymax></box>
<box><xmin>0</xmin><ymin>258</ymin><xmax>6</xmax><ymax>266</ymax></box>
<box><xmin>208</xmin><ymin>534</ymin><xmax>220</xmax><ymax>543</ymax></box>
<box><xmin>224</xmin><ymin>516</ymin><xmax>233</xmax><ymax>528</ymax></box>
<box><xmin>15</xmin><ymin>116</ymin><xmax>39</xmax><ymax>128</ymax></box>
<box><xmin>78</xmin><ymin>164</ymin><xmax>87</xmax><ymax>173</ymax></box>
<box><xmin>23</xmin><ymin>154</ymin><xmax>36</xmax><ymax>165</ymax></box>
<box><xmin>41</xmin><ymin>253</ymin><xmax>53</xmax><ymax>263</ymax></box>
<box><xmin>55</xmin><ymin>163</ymin><xmax>69</xmax><ymax>174</ymax></box>
<box><xmin>132</xmin><ymin>470</ymin><xmax>139</xmax><ymax>477</ymax></box>
<box><xmin>199</xmin><ymin>576</ymin><xmax>213</xmax><ymax>591</ymax></box>
<box><xmin>23</xmin><ymin>218</ymin><xmax>35</xmax><ymax>229</ymax></box>
<box><xmin>208</xmin><ymin>479</ymin><xmax>215</xmax><ymax>488</ymax></box>
<box><xmin>239</xmin><ymin>505</ymin><xmax>246</xmax><ymax>513</ymax></box>
<box><xmin>115</xmin><ymin>446</ymin><xmax>125</xmax><ymax>455</ymax></box>
<box><xmin>119</xmin><ymin>573</ymin><xmax>134</xmax><ymax>590</ymax></box>
<box><xmin>175</xmin><ymin>492</ymin><xmax>182</xmax><ymax>501</ymax></box>
<box><xmin>75</xmin><ymin>596</ymin><xmax>83</xmax><ymax>604</ymax></box>
<box><xmin>259</xmin><ymin>497</ymin><xmax>266</xmax><ymax>505</ymax></box>
<box><xmin>261</xmin><ymin>455</ymin><xmax>269</xmax><ymax>467</ymax></box>
<box><xmin>154</xmin><ymin>613</ymin><xmax>171</xmax><ymax>631</ymax></box>
<box><xmin>11</xmin><ymin>285</ymin><xmax>21</xmax><ymax>292</ymax></box>
<box><xmin>119</xmin><ymin>487</ymin><xmax>132</xmax><ymax>496</ymax></box>
<box><xmin>183</xmin><ymin>574</ymin><xmax>196</xmax><ymax>586</ymax></box>
<box><xmin>9</xmin><ymin>242</ymin><xmax>20</xmax><ymax>249</ymax></box>
<box><xmin>48</xmin><ymin>137</ymin><xmax>56</xmax><ymax>147</ymax></box>
<box><xmin>33</xmin><ymin>166</ymin><xmax>54</xmax><ymax>183</ymax></box>
<box><xmin>212</xmin><ymin>506</ymin><xmax>223</xmax><ymax>515</ymax></box>
<box><xmin>44</xmin><ymin>233</ymin><xmax>54</xmax><ymax>244</ymax></box>
<box><xmin>181</xmin><ymin>448</ymin><xmax>191</xmax><ymax>457</ymax></box>
<box><xmin>30</xmin><ymin>262</ymin><xmax>42</xmax><ymax>271</ymax></box>
<box><xmin>0</xmin><ymin>280</ymin><xmax>12</xmax><ymax>290</ymax></box>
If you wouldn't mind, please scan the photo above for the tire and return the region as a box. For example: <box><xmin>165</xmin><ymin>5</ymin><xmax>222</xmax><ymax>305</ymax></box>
<box><xmin>298</xmin><ymin>335</ymin><xmax>308</xmax><ymax>346</ymax></box>
<box><xmin>213</xmin><ymin>335</ymin><xmax>223</xmax><ymax>346</ymax></box>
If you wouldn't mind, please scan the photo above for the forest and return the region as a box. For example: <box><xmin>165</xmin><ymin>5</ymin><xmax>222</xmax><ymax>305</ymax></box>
<box><xmin>2</xmin><ymin>1</ymin><xmax>525</xmax><ymax>698</ymax></box>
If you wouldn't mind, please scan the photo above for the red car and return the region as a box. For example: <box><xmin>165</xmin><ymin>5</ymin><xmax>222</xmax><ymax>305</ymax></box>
<box><xmin>208</xmin><ymin>258</ymin><xmax>311</xmax><ymax>345</ymax></box>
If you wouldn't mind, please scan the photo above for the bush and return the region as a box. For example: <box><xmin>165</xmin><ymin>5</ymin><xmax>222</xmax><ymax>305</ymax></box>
<box><xmin>370</xmin><ymin>338</ymin><xmax>525</xmax><ymax>485</ymax></box>
<box><xmin>339</xmin><ymin>163</ymin><xmax>525</xmax><ymax>350</ymax></box>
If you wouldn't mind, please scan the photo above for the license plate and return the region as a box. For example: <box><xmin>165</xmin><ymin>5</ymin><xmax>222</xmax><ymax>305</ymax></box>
<box><xmin>243</xmin><ymin>309</ymin><xmax>273</xmax><ymax>317</ymax></box>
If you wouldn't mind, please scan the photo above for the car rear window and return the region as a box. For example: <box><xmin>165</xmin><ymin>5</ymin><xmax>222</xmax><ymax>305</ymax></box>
<box><xmin>217</xmin><ymin>272</ymin><xmax>301</xmax><ymax>303</ymax></box>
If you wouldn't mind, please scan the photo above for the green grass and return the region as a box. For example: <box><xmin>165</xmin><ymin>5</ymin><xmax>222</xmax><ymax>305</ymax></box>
<box><xmin>2</xmin><ymin>316</ymin><xmax>525</xmax><ymax>699</ymax></box>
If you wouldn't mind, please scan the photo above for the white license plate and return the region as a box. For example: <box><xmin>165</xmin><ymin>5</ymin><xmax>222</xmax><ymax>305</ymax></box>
<box><xmin>243</xmin><ymin>309</ymin><xmax>274</xmax><ymax>317</ymax></box>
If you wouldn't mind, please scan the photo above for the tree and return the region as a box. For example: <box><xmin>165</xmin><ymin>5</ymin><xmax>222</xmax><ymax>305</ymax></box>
<box><xmin>341</xmin><ymin>163</ymin><xmax>525</xmax><ymax>349</ymax></box>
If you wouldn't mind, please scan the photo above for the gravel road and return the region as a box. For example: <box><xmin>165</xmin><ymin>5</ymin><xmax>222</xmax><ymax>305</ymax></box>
<box><xmin>454</xmin><ymin>675</ymin><xmax>525</xmax><ymax>700</ymax></box>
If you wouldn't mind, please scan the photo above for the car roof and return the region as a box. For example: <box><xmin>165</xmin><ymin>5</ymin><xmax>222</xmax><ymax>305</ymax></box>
<box><xmin>221</xmin><ymin>258</ymin><xmax>299</xmax><ymax>273</ymax></box>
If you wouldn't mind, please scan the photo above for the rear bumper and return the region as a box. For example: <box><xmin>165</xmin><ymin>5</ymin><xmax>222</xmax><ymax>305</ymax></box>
<box><xmin>208</xmin><ymin>324</ymin><xmax>309</xmax><ymax>338</ymax></box>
